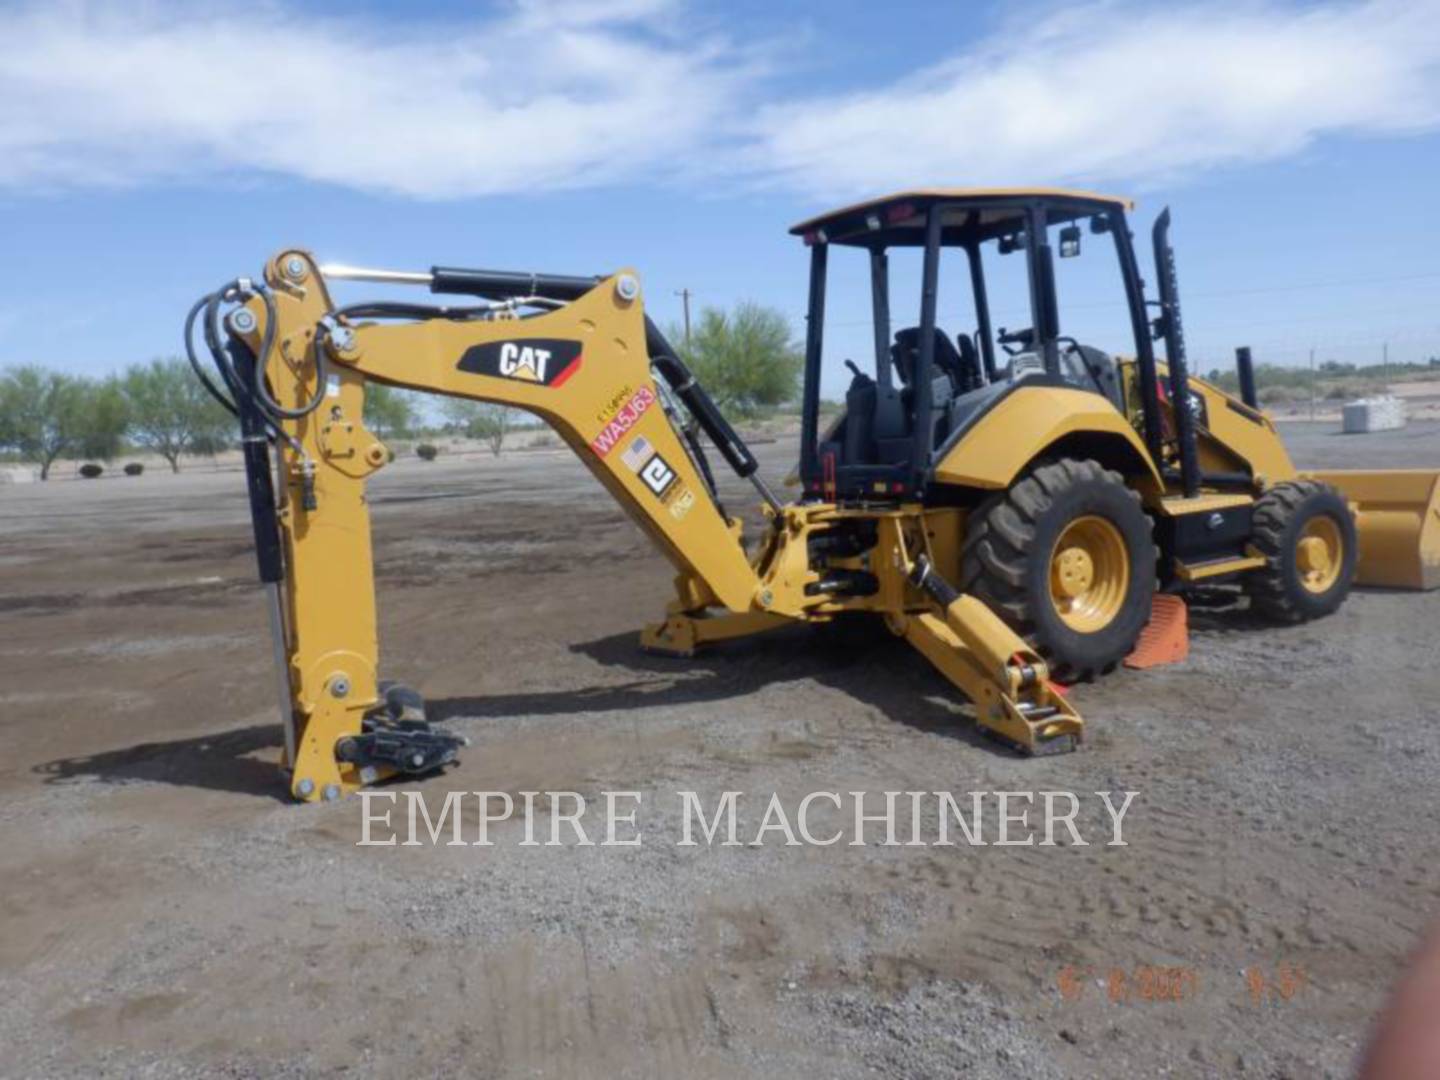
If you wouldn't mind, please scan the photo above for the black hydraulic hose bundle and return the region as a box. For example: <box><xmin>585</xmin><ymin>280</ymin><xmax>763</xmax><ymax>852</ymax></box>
<box><xmin>643</xmin><ymin>319</ymin><xmax>763</xmax><ymax>483</ymax></box>
<box><xmin>184</xmin><ymin>278</ymin><xmax>327</xmax><ymax>581</ymax></box>
<box><xmin>183</xmin><ymin>296</ymin><xmax>240</xmax><ymax>418</ymax></box>
<box><xmin>229</xmin><ymin>340</ymin><xmax>286</xmax><ymax>585</ymax></box>
<box><xmin>185</xmin><ymin>279</ymin><xmax>327</xmax><ymax>430</ymax></box>
<box><xmin>680</xmin><ymin>416</ymin><xmax>723</xmax><ymax>507</ymax></box>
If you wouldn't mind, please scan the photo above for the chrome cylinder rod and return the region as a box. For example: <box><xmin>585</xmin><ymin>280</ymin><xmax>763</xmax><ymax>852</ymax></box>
<box><xmin>264</xmin><ymin>581</ymin><xmax>297</xmax><ymax>768</ymax></box>
<box><xmin>318</xmin><ymin>263</ymin><xmax>434</xmax><ymax>287</ymax></box>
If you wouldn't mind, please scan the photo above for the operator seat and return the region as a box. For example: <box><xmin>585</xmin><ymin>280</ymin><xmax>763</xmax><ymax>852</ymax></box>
<box><xmin>1064</xmin><ymin>344</ymin><xmax>1125</xmax><ymax>413</ymax></box>
<box><xmin>893</xmin><ymin>326</ymin><xmax>963</xmax><ymax>387</ymax></box>
<box><xmin>838</xmin><ymin>360</ymin><xmax>906</xmax><ymax>467</ymax></box>
<box><xmin>891</xmin><ymin>327</ymin><xmax>965</xmax><ymax>455</ymax></box>
<box><xmin>954</xmin><ymin>333</ymin><xmax>984</xmax><ymax>395</ymax></box>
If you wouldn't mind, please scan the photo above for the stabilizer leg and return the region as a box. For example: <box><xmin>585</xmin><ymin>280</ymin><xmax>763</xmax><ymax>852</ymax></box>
<box><xmin>641</xmin><ymin>609</ymin><xmax>792</xmax><ymax>657</ymax></box>
<box><xmin>904</xmin><ymin>557</ymin><xmax>1082</xmax><ymax>755</ymax></box>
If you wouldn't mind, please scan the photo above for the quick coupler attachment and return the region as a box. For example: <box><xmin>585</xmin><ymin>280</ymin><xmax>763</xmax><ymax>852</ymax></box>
<box><xmin>336</xmin><ymin>721</ymin><xmax>467</xmax><ymax>777</ymax></box>
<box><xmin>334</xmin><ymin>682</ymin><xmax>468</xmax><ymax>785</ymax></box>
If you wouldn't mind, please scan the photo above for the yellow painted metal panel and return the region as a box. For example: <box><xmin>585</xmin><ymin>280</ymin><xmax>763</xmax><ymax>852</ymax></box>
<box><xmin>1154</xmin><ymin>492</ymin><xmax>1254</xmax><ymax>516</ymax></box>
<box><xmin>345</xmin><ymin>271</ymin><xmax>761</xmax><ymax>613</ymax></box>
<box><xmin>1306</xmin><ymin>470</ymin><xmax>1440</xmax><ymax>590</ymax></box>
<box><xmin>1187</xmin><ymin>377</ymin><xmax>1296</xmax><ymax>483</ymax></box>
<box><xmin>1174</xmin><ymin>555</ymin><xmax>1267</xmax><ymax>582</ymax></box>
<box><xmin>931</xmin><ymin>386</ymin><xmax>1162</xmax><ymax>490</ymax></box>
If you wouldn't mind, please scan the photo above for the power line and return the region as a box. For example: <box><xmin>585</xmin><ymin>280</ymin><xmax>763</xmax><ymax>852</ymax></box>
<box><xmin>674</xmin><ymin>288</ymin><xmax>693</xmax><ymax>346</ymax></box>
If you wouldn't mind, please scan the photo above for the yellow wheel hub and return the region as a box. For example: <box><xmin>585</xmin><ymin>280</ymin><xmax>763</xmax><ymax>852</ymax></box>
<box><xmin>1049</xmin><ymin>515</ymin><xmax>1130</xmax><ymax>633</ymax></box>
<box><xmin>1296</xmin><ymin>516</ymin><xmax>1343</xmax><ymax>594</ymax></box>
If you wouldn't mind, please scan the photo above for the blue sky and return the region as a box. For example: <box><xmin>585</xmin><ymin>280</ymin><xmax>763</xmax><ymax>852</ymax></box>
<box><xmin>2</xmin><ymin>0</ymin><xmax>1438</xmax><ymax>394</ymax></box>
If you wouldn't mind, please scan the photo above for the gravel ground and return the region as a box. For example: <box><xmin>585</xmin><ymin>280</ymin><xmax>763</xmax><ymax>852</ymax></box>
<box><xmin>1</xmin><ymin>422</ymin><xmax>1438</xmax><ymax>1077</ymax></box>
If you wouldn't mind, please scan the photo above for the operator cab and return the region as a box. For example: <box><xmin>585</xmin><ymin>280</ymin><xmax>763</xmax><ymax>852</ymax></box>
<box><xmin>792</xmin><ymin>189</ymin><xmax>1142</xmax><ymax>501</ymax></box>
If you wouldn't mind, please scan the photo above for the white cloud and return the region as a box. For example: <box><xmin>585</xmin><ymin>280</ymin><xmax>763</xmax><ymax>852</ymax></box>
<box><xmin>1</xmin><ymin>1</ymin><xmax>1438</xmax><ymax>200</ymax></box>
<box><xmin>746</xmin><ymin>0</ymin><xmax>1440</xmax><ymax>198</ymax></box>
<box><xmin>0</xmin><ymin>0</ymin><xmax>750</xmax><ymax>197</ymax></box>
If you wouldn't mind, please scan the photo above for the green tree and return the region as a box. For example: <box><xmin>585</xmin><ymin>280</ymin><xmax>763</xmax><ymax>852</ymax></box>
<box><xmin>670</xmin><ymin>302</ymin><xmax>803</xmax><ymax>418</ymax></box>
<box><xmin>77</xmin><ymin>378</ymin><xmax>130</xmax><ymax>462</ymax></box>
<box><xmin>0</xmin><ymin>366</ymin><xmax>126</xmax><ymax>479</ymax></box>
<box><xmin>441</xmin><ymin>398</ymin><xmax>513</xmax><ymax>456</ymax></box>
<box><xmin>364</xmin><ymin>384</ymin><xmax>419</xmax><ymax>440</ymax></box>
<box><xmin>120</xmin><ymin>357</ymin><xmax>233</xmax><ymax>472</ymax></box>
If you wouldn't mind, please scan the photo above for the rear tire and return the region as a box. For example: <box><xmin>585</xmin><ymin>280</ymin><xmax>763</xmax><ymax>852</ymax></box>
<box><xmin>960</xmin><ymin>458</ymin><xmax>1156</xmax><ymax>681</ymax></box>
<box><xmin>1246</xmin><ymin>480</ymin><xmax>1356</xmax><ymax>622</ymax></box>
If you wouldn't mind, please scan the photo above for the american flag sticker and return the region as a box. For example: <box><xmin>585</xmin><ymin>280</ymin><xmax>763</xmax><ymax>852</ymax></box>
<box><xmin>621</xmin><ymin>435</ymin><xmax>654</xmax><ymax>473</ymax></box>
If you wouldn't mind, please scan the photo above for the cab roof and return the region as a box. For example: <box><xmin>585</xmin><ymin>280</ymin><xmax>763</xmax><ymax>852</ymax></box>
<box><xmin>789</xmin><ymin>187</ymin><xmax>1134</xmax><ymax>248</ymax></box>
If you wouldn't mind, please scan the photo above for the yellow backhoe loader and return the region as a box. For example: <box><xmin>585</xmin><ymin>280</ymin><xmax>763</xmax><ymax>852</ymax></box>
<box><xmin>186</xmin><ymin>188</ymin><xmax>1440</xmax><ymax>802</ymax></box>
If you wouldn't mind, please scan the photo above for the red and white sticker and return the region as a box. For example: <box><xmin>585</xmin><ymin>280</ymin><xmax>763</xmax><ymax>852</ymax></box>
<box><xmin>590</xmin><ymin>386</ymin><xmax>656</xmax><ymax>456</ymax></box>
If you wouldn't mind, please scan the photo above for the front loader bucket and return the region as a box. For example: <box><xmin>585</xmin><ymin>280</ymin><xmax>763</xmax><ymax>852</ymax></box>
<box><xmin>1305</xmin><ymin>470</ymin><xmax>1440</xmax><ymax>590</ymax></box>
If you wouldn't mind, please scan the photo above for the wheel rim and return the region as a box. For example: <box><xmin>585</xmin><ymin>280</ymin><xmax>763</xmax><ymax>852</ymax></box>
<box><xmin>1296</xmin><ymin>515</ymin><xmax>1343</xmax><ymax>594</ymax></box>
<box><xmin>1048</xmin><ymin>515</ymin><xmax>1130</xmax><ymax>633</ymax></box>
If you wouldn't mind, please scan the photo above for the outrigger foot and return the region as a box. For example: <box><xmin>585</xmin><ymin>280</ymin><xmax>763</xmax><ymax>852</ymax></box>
<box><xmin>904</xmin><ymin>556</ymin><xmax>1083</xmax><ymax>755</ymax></box>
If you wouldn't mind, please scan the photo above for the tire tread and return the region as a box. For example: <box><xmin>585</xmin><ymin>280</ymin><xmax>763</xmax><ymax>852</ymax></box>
<box><xmin>961</xmin><ymin>457</ymin><xmax>1153</xmax><ymax>680</ymax></box>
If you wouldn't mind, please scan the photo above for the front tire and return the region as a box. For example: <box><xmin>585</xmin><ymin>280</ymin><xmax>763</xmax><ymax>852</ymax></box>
<box><xmin>960</xmin><ymin>458</ymin><xmax>1156</xmax><ymax>680</ymax></box>
<box><xmin>1246</xmin><ymin>480</ymin><xmax>1356</xmax><ymax>622</ymax></box>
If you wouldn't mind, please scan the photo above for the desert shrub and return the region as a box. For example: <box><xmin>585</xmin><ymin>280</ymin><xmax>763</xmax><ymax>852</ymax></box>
<box><xmin>1330</xmin><ymin>380</ymin><xmax>1386</xmax><ymax>400</ymax></box>
<box><xmin>527</xmin><ymin>432</ymin><xmax>557</xmax><ymax>449</ymax></box>
<box><xmin>78</xmin><ymin>463</ymin><xmax>104</xmax><ymax>478</ymax></box>
<box><xmin>1257</xmin><ymin>385</ymin><xmax>1307</xmax><ymax>405</ymax></box>
<box><xmin>416</xmin><ymin>443</ymin><xmax>439</xmax><ymax>461</ymax></box>
<box><xmin>124</xmin><ymin>462</ymin><xmax>144</xmax><ymax>476</ymax></box>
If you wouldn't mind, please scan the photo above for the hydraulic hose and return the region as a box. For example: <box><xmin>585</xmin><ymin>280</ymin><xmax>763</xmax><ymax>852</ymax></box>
<box><xmin>211</xmin><ymin>283</ymin><xmax>326</xmax><ymax>422</ymax></box>
<box><xmin>228</xmin><ymin>339</ymin><xmax>286</xmax><ymax>586</ymax></box>
<box><xmin>185</xmin><ymin>277</ymin><xmax>313</xmax><ymax>466</ymax></box>
<box><xmin>183</xmin><ymin>296</ymin><xmax>239</xmax><ymax>417</ymax></box>
<box><xmin>644</xmin><ymin>318</ymin><xmax>780</xmax><ymax>514</ymax></box>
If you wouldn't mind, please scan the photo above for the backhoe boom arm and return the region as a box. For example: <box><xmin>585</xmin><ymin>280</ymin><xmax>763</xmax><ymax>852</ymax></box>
<box><xmin>191</xmin><ymin>247</ymin><xmax>1087</xmax><ymax>801</ymax></box>
<box><xmin>224</xmin><ymin>250</ymin><xmax>765</xmax><ymax>799</ymax></box>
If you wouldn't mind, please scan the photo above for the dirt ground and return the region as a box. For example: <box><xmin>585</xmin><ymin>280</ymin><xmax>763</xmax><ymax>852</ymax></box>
<box><xmin>2</xmin><ymin>421</ymin><xmax>1439</xmax><ymax>1078</ymax></box>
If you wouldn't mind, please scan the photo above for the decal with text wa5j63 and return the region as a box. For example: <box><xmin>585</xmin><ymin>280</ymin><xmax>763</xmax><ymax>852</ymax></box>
<box><xmin>457</xmin><ymin>339</ymin><xmax>583</xmax><ymax>387</ymax></box>
<box><xmin>590</xmin><ymin>386</ymin><xmax>656</xmax><ymax>456</ymax></box>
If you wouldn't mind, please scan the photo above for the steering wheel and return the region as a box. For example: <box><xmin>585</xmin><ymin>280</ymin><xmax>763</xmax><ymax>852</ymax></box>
<box><xmin>996</xmin><ymin>326</ymin><xmax>1036</xmax><ymax>356</ymax></box>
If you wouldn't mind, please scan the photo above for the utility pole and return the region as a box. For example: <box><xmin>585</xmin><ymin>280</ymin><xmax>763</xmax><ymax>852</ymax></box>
<box><xmin>675</xmin><ymin>288</ymin><xmax>693</xmax><ymax>347</ymax></box>
<box><xmin>1309</xmin><ymin>346</ymin><xmax>1316</xmax><ymax>422</ymax></box>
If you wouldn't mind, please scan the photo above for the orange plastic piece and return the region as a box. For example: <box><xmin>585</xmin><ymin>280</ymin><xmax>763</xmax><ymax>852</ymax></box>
<box><xmin>1124</xmin><ymin>594</ymin><xmax>1189</xmax><ymax>669</ymax></box>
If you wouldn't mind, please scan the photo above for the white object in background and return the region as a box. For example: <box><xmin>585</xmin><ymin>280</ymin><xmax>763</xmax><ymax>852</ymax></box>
<box><xmin>1342</xmin><ymin>396</ymin><xmax>1407</xmax><ymax>434</ymax></box>
<box><xmin>0</xmin><ymin>466</ymin><xmax>36</xmax><ymax>484</ymax></box>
